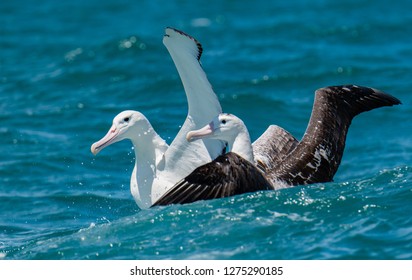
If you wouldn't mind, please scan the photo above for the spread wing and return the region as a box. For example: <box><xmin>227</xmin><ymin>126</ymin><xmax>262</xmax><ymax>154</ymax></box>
<box><xmin>163</xmin><ymin>27</ymin><xmax>222</xmax><ymax>122</ymax></box>
<box><xmin>161</xmin><ymin>27</ymin><xmax>225</xmax><ymax>182</ymax></box>
<box><xmin>269</xmin><ymin>85</ymin><xmax>401</xmax><ymax>185</ymax></box>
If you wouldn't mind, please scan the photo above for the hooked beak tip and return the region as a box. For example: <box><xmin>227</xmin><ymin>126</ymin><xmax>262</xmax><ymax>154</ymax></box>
<box><xmin>91</xmin><ymin>143</ymin><xmax>99</xmax><ymax>155</ymax></box>
<box><xmin>186</xmin><ymin>132</ymin><xmax>195</xmax><ymax>142</ymax></box>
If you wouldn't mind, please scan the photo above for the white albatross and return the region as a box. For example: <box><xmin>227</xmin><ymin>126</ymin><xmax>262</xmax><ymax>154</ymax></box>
<box><xmin>91</xmin><ymin>28</ymin><xmax>225</xmax><ymax>209</ymax></box>
<box><xmin>152</xmin><ymin>85</ymin><xmax>401</xmax><ymax>206</ymax></box>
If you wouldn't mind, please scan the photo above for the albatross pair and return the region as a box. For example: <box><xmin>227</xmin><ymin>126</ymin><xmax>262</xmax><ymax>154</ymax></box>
<box><xmin>91</xmin><ymin>28</ymin><xmax>224</xmax><ymax>209</ymax></box>
<box><xmin>153</xmin><ymin>85</ymin><xmax>401</xmax><ymax>206</ymax></box>
<box><xmin>91</xmin><ymin>28</ymin><xmax>401</xmax><ymax>208</ymax></box>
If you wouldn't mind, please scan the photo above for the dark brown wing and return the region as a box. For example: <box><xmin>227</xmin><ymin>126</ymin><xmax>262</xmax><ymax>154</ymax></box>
<box><xmin>152</xmin><ymin>152</ymin><xmax>273</xmax><ymax>206</ymax></box>
<box><xmin>269</xmin><ymin>85</ymin><xmax>401</xmax><ymax>185</ymax></box>
<box><xmin>253</xmin><ymin>125</ymin><xmax>298</xmax><ymax>172</ymax></box>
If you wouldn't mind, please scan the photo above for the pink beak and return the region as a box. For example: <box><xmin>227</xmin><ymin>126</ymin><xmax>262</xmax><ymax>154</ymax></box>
<box><xmin>186</xmin><ymin>121</ymin><xmax>215</xmax><ymax>142</ymax></box>
<box><xmin>91</xmin><ymin>124</ymin><xmax>119</xmax><ymax>155</ymax></box>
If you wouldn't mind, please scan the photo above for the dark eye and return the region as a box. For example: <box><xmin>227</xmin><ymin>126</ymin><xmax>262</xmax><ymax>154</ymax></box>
<box><xmin>124</xmin><ymin>117</ymin><xmax>130</xmax><ymax>122</ymax></box>
<box><xmin>221</xmin><ymin>119</ymin><xmax>226</xmax><ymax>124</ymax></box>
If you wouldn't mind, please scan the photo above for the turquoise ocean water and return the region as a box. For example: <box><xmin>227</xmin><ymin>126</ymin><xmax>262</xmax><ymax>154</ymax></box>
<box><xmin>1</xmin><ymin>0</ymin><xmax>411</xmax><ymax>259</ymax></box>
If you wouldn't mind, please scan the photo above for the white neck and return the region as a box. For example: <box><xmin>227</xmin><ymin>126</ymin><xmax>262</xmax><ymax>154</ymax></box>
<box><xmin>129</xmin><ymin>124</ymin><xmax>168</xmax><ymax>209</ymax></box>
<box><xmin>228</xmin><ymin>126</ymin><xmax>255</xmax><ymax>164</ymax></box>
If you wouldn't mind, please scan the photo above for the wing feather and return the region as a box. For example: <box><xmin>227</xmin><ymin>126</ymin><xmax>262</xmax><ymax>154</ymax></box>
<box><xmin>152</xmin><ymin>153</ymin><xmax>272</xmax><ymax>206</ymax></box>
<box><xmin>269</xmin><ymin>85</ymin><xmax>401</xmax><ymax>185</ymax></box>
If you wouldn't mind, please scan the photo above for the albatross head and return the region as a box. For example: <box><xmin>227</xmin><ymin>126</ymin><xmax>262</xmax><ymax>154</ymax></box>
<box><xmin>186</xmin><ymin>113</ymin><xmax>244</xmax><ymax>143</ymax></box>
<box><xmin>186</xmin><ymin>113</ymin><xmax>254</xmax><ymax>163</ymax></box>
<box><xmin>91</xmin><ymin>110</ymin><xmax>150</xmax><ymax>155</ymax></box>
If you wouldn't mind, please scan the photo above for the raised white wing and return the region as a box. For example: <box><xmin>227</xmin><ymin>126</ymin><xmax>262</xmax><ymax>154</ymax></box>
<box><xmin>163</xmin><ymin>27</ymin><xmax>222</xmax><ymax>121</ymax></box>
<box><xmin>160</xmin><ymin>28</ymin><xmax>225</xmax><ymax>183</ymax></box>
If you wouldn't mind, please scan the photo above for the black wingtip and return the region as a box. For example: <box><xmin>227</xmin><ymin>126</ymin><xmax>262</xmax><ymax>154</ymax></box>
<box><xmin>368</xmin><ymin>86</ymin><xmax>401</xmax><ymax>106</ymax></box>
<box><xmin>164</xmin><ymin>27</ymin><xmax>203</xmax><ymax>61</ymax></box>
<box><xmin>318</xmin><ymin>85</ymin><xmax>401</xmax><ymax>117</ymax></box>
